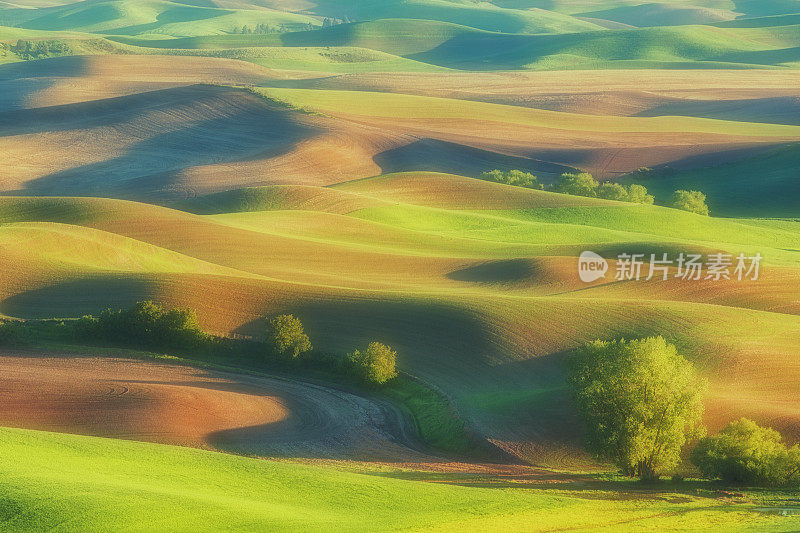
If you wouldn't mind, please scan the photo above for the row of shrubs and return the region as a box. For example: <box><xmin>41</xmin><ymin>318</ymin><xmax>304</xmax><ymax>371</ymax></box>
<box><xmin>569</xmin><ymin>336</ymin><xmax>799</xmax><ymax>486</ymax></box>
<box><xmin>265</xmin><ymin>313</ymin><xmax>397</xmax><ymax>385</ymax></box>
<box><xmin>0</xmin><ymin>302</ymin><xmax>397</xmax><ymax>387</ymax></box>
<box><xmin>479</xmin><ymin>169</ymin><xmax>710</xmax><ymax>215</ymax></box>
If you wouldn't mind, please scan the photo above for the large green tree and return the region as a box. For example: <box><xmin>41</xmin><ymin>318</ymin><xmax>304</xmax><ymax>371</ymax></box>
<box><xmin>568</xmin><ymin>336</ymin><xmax>706</xmax><ymax>479</ymax></box>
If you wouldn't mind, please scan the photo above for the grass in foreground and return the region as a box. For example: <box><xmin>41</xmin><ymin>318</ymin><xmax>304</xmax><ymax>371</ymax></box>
<box><xmin>0</xmin><ymin>427</ymin><xmax>797</xmax><ymax>532</ymax></box>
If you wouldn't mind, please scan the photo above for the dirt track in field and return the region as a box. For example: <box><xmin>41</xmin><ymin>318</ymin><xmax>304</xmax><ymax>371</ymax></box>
<box><xmin>0</xmin><ymin>352</ymin><xmax>428</xmax><ymax>461</ymax></box>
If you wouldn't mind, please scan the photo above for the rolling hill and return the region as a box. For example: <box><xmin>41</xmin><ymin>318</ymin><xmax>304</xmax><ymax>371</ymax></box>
<box><xmin>2</xmin><ymin>171</ymin><xmax>800</xmax><ymax>464</ymax></box>
<box><xmin>2</xmin><ymin>0</ymin><xmax>800</xmax><ymax>527</ymax></box>
<box><xmin>0</xmin><ymin>0</ymin><xmax>320</xmax><ymax>37</ymax></box>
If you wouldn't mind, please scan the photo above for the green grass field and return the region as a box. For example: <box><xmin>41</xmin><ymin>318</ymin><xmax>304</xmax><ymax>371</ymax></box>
<box><xmin>1</xmin><ymin>427</ymin><xmax>797</xmax><ymax>532</ymax></box>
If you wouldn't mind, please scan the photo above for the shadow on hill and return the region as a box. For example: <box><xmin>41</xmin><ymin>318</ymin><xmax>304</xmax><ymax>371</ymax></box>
<box><xmin>0</xmin><ymin>56</ymin><xmax>93</xmax><ymax>113</ymax></box>
<box><xmin>0</xmin><ymin>276</ymin><xmax>156</xmax><ymax>319</ymax></box>
<box><xmin>0</xmin><ymin>55</ymin><xmax>93</xmax><ymax>81</ymax></box>
<box><xmin>447</xmin><ymin>259</ymin><xmax>539</xmax><ymax>285</ymax></box>
<box><xmin>634</xmin><ymin>96</ymin><xmax>800</xmax><ymax>126</ymax></box>
<box><xmin>407</xmin><ymin>32</ymin><xmax>535</xmax><ymax>70</ymax></box>
<box><xmin>373</xmin><ymin>138</ymin><xmax>574</xmax><ymax>178</ymax></box>
<box><xmin>716</xmin><ymin>46</ymin><xmax>800</xmax><ymax>67</ymax></box>
<box><xmin>235</xmin><ymin>298</ymin><xmax>494</xmax><ymax>365</ymax></box>
<box><xmin>10</xmin><ymin>85</ymin><xmax>320</xmax><ymax>200</ymax></box>
<box><xmin>630</xmin><ymin>142</ymin><xmax>800</xmax><ymax>218</ymax></box>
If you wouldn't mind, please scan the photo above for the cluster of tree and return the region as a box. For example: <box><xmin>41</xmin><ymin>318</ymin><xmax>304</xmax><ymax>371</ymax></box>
<box><xmin>629</xmin><ymin>166</ymin><xmax>676</xmax><ymax>179</ymax></box>
<box><xmin>74</xmin><ymin>301</ymin><xmax>210</xmax><ymax>352</ymax></box>
<box><xmin>0</xmin><ymin>303</ymin><xmax>397</xmax><ymax>388</ymax></box>
<box><xmin>552</xmin><ymin>172</ymin><xmax>655</xmax><ymax>204</ymax></box>
<box><xmin>232</xmin><ymin>23</ymin><xmax>280</xmax><ymax>34</ymax></box>
<box><xmin>692</xmin><ymin>418</ymin><xmax>800</xmax><ymax>486</ymax></box>
<box><xmin>322</xmin><ymin>17</ymin><xmax>350</xmax><ymax>27</ymax></box>
<box><xmin>479</xmin><ymin>170</ymin><xmax>654</xmax><ymax>204</ymax></box>
<box><xmin>569</xmin><ymin>336</ymin><xmax>799</xmax><ymax>486</ymax></box>
<box><xmin>265</xmin><ymin>314</ymin><xmax>397</xmax><ymax>386</ymax></box>
<box><xmin>480</xmin><ymin>169</ymin><xmax>711</xmax><ymax>214</ymax></box>
<box><xmin>7</xmin><ymin>39</ymin><xmax>71</xmax><ymax>60</ymax></box>
<box><xmin>479</xmin><ymin>169</ymin><xmax>543</xmax><ymax>190</ymax></box>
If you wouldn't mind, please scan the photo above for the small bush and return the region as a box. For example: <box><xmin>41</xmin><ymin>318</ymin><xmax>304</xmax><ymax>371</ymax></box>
<box><xmin>266</xmin><ymin>314</ymin><xmax>312</xmax><ymax>359</ymax></box>
<box><xmin>348</xmin><ymin>342</ymin><xmax>398</xmax><ymax>385</ymax></box>
<box><xmin>597</xmin><ymin>182</ymin><xmax>629</xmax><ymax>201</ymax></box>
<box><xmin>0</xmin><ymin>321</ymin><xmax>17</xmax><ymax>344</ymax></box>
<box><xmin>479</xmin><ymin>169</ymin><xmax>542</xmax><ymax>190</ymax></box>
<box><xmin>691</xmin><ymin>418</ymin><xmax>800</xmax><ymax>486</ymax></box>
<box><xmin>626</xmin><ymin>184</ymin><xmax>655</xmax><ymax>205</ymax></box>
<box><xmin>552</xmin><ymin>172</ymin><xmax>599</xmax><ymax>197</ymax></box>
<box><xmin>670</xmin><ymin>190</ymin><xmax>709</xmax><ymax>215</ymax></box>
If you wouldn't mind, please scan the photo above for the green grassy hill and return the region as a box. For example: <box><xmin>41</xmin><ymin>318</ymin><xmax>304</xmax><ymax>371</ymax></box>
<box><xmin>0</xmin><ymin>0</ymin><xmax>319</xmax><ymax>37</ymax></box>
<box><xmin>578</xmin><ymin>4</ymin><xmax>737</xmax><ymax>27</ymax></box>
<box><xmin>2</xmin><ymin>176</ymin><xmax>800</xmax><ymax>466</ymax></box>
<box><xmin>2</xmin><ymin>427</ymin><xmax>794</xmax><ymax>532</ymax></box>
<box><xmin>110</xmin><ymin>19</ymin><xmax>492</xmax><ymax>56</ymax></box>
<box><xmin>409</xmin><ymin>24</ymin><xmax>800</xmax><ymax>69</ymax></box>
<box><xmin>110</xmin><ymin>18</ymin><xmax>800</xmax><ymax>70</ymax></box>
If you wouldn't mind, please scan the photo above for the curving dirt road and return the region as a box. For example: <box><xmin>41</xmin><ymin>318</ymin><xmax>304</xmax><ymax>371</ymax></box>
<box><xmin>0</xmin><ymin>351</ymin><xmax>428</xmax><ymax>461</ymax></box>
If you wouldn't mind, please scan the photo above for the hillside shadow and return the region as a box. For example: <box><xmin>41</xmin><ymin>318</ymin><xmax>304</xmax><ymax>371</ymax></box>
<box><xmin>0</xmin><ymin>56</ymin><xmax>94</xmax><ymax>113</ymax></box>
<box><xmin>0</xmin><ymin>276</ymin><xmax>156</xmax><ymax>319</ymax></box>
<box><xmin>634</xmin><ymin>97</ymin><xmax>800</xmax><ymax>126</ymax></box>
<box><xmin>12</xmin><ymin>85</ymin><xmax>319</xmax><ymax>199</ymax></box>
<box><xmin>407</xmin><ymin>33</ymin><xmax>545</xmax><ymax>70</ymax></box>
<box><xmin>0</xmin><ymin>85</ymin><xmax>227</xmax><ymax>136</ymax></box>
<box><xmin>716</xmin><ymin>46</ymin><xmax>800</xmax><ymax>66</ymax></box>
<box><xmin>0</xmin><ymin>55</ymin><xmax>93</xmax><ymax>81</ymax></box>
<box><xmin>236</xmin><ymin>297</ymin><xmax>495</xmax><ymax>366</ymax></box>
<box><xmin>373</xmin><ymin>138</ymin><xmax>574</xmax><ymax>178</ymax></box>
<box><xmin>447</xmin><ymin>259</ymin><xmax>539</xmax><ymax>285</ymax></box>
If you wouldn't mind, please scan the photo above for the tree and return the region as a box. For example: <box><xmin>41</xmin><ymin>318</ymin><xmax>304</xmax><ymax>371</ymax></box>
<box><xmin>597</xmin><ymin>182</ymin><xmax>629</xmax><ymax>201</ymax></box>
<box><xmin>266</xmin><ymin>314</ymin><xmax>312</xmax><ymax>359</ymax></box>
<box><xmin>627</xmin><ymin>183</ymin><xmax>655</xmax><ymax>205</ymax></box>
<box><xmin>691</xmin><ymin>418</ymin><xmax>800</xmax><ymax>486</ymax></box>
<box><xmin>568</xmin><ymin>336</ymin><xmax>706</xmax><ymax>480</ymax></box>
<box><xmin>478</xmin><ymin>169</ymin><xmax>542</xmax><ymax>190</ymax></box>
<box><xmin>552</xmin><ymin>172</ymin><xmax>599</xmax><ymax>197</ymax></box>
<box><xmin>91</xmin><ymin>301</ymin><xmax>209</xmax><ymax>351</ymax></box>
<box><xmin>348</xmin><ymin>342</ymin><xmax>398</xmax><ymax>385</ymax></box>
<box><xmin>670</xmin><ymin>190</ymin><xmax>709</xmax><ymax>215</ymax></box>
